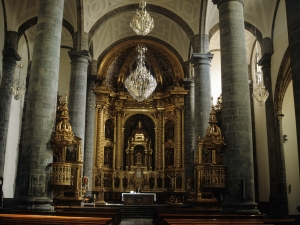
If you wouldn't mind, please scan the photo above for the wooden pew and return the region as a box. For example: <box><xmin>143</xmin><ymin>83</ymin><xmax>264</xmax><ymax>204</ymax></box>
<box><xmin>163</xmin><ymin>218</ymin><xmax>266</xmax><ymax>225</ymax></box>
<box><xmin>0</xmin><ymin>213</ymin><xmax>112</xmax><ymax>224</ymax></box>
<box><xmin>54</xmin><ymin>206</ymin><xmax>122</xmax><ymax>224</ymax></box>
<box><xmin>153</xmin><ymin>208</ymin><xmax>295</xmax><ymax>225</ymax></box>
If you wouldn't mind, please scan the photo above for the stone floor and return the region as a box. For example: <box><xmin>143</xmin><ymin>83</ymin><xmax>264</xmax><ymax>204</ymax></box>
<box><xmin>120</xmin><ymin>218</ymin><xmax>153</xmax><ymax>225</ymax></box>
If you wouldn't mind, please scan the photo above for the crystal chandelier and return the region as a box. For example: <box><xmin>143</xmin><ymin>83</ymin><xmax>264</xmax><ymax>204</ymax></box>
<box><xmin>130</xmin><ymin>0</ymin><xmax>154</xmax><ymax>36</ymax></box>
<box><xmin>252</xmin><ymin>52</ymin><xmax>269</xmax><ymax>106</ymax></box>
<box><xmin>11</xmin><ymin>64</ymin><xmax>26</xmax><ymax>100</ymax></box>
<box><xmin>124</xmin><ymin>46</ymin><xmax>157</xmax><ymax>102</ymax></box>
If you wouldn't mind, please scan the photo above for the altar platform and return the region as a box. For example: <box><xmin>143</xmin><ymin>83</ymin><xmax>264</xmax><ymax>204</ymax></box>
<box><xmin>122</xmin><ymin>192</ymin><xmax>156</xmax><ymax>205</ymax></box>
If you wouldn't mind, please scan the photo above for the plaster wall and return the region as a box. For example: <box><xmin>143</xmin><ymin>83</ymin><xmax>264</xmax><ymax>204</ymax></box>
<box><xmin>58</xmin><ymin>48</ymin><xmax>71</xmax><ymax>96</ymax></box>
<box><xmin>210</xmin><ymin>50</ymin><xmax>221</xmax><ymax>105</ymax></box>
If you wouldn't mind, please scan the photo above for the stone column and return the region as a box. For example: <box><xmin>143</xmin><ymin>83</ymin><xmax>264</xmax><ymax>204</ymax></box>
<box><xmin>286</xmin><ymin>0</ymin><xmax>300</xmax><ymax>177</ymax></box>
<box><xmin>213</xmin><ymin>0</ymin><xmax>257</xmax><ymax>213</ymax></box>
<box><xmin>16</xmin><ymin>0</ymin><xmax>64</xmax><ymax>211</ymax></box>
<box><xmin>0</xmin><ymin>31</ymin><xmax>20</xmax><ymax>176</ymax></box>
<box><xmin>192</xmin><ymin>53</ymin><xmax>213</xmax><ymax>140</ymax></box>
<box><xmin>68</xmin><ymin>50</ymin><xmax>90</xmax><ymax>152</ymax></box>
<box><xmin>259</xmin><ymin>37</ymin><xmax>288</xmax><ymax>215</ymax></box>
<box><xmin>83</xmin><ymin>60</ymin><xmax>97</xmax><ymax>197</ymax></box>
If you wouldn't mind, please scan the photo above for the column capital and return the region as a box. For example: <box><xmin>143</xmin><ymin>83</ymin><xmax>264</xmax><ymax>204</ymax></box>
<box><xmin>183</xmin><ymin>77</ymin><xmax>195</xmax><ymax>85</ymax></box>
<box><xmin>192</xmin><ymin>53</ymin><xmax>214</xmax><ymax>65</ymax></box>
<box><xmin>2</xmin><ymin>48</ymin><xmax>21</xmax><ymax>63</ymax></box>
<box><xmin>212</xmin><ymin>0</ymin><xmax>244</xmax><ymax>7</ymax></box>
<box><xmin>68</xmin><ymin>50</ymin><xmax>91</xmax><ymax>62</ymax></box>
<box><xmin>258</xmin><ymin>53</ymin><xmax>272</xmax><ymax>70</ymax></box>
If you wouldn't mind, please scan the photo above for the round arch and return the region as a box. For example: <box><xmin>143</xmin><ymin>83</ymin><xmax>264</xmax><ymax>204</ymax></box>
<box><xmin>274</xmin><ymin>48</ymin><xmax>292</xmax><ymax>114</ymax></box>
<box><xmin>88</xmin><ymin>3</ymin><xmax>195</xmax><ymax>45</ymax></box>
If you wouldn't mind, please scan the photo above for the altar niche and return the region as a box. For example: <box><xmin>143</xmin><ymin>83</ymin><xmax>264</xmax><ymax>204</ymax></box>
<box><xmin>125</xmin><ymin>120</ymin><xmax>153</xmax><ymax>172</ymax></box>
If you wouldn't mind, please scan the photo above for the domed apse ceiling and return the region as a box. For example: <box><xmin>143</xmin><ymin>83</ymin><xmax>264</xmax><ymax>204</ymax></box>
<box><xmin>97</xmin><ymin>39</ymin><xmax>185</xmax><ymax>95</ymax></box>
<box><xmin>105</xmin><ymin>46</ymin><xmax>174</xmax><ymax>93</ymax></box>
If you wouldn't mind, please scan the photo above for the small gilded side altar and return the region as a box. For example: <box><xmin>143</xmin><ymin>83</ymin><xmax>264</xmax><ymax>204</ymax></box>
<box><xmin>194</xmin><ymin>106</ymin><xmax>226</xmax><ymax>202</ymax></box>
<box><xmin>49</xmin><ymin>94</ymin><xmax>84</xmax><ymax>206</ymax></box>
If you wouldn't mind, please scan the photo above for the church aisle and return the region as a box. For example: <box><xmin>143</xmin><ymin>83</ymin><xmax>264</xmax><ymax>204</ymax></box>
<box><xmin>120</xmin><ymin>218</ymin><xmax>153</xmax><ymax>225</ymax></box>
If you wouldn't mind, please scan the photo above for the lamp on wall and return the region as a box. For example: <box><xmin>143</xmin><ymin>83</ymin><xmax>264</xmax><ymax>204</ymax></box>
<box><xmin>252</xmin><ymin>28</ymin><xmax>269</xmax><ymax>106</ymax></box>
<box><xmin>130</xmin><ymin>0</ymin><xmax>154</xmax><ymax>36</ymax></box>
<box><xmin>11</xmin><ymin>64</ymin><xmax>26</xmax><ymax>100</ymax></box>
<box><xmin>124</xmin><ymin>46</ymin><xmax>157</xmax><ymax>102</ymax></box>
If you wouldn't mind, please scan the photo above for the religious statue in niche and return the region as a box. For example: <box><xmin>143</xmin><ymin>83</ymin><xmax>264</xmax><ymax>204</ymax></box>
<box><xmin>122</xmin><ymin>175</ymin><xmax>128</xmax><ymax>189</ymax></box>
<box><xmin>104</xmin><ymin>147</ymin><xmax>113</xmax><ymax>167</ymax></box>
<box><xmin>165</xmin><ymin>148</ymin><xmax>174</xmax><ymax>167</ymax></box>
<box><xmin>105</xmin><ymin>119</ymin><xmax>114</xmax><ymax>140</ymax></box>
<box><xmin>95</xmin><ymin>173</ymin><xmax>101</xmax><ymax>187</ymax></box>
<box><xmin>103</xmin><ymin>174</ymin><xmax>112</xmax><ymax>188</ymax></box>
<box><xmin>149</xmin><ymin>174</ymin><xmax>155</xmax><ymax>189</ymax></box>
<box><xmin>114</xmin><ymin>174</ymin><xmax>120</xmax><ymax>188</ymax></box>
<box><xmin>165</xmin><ymin>120</ymin><xmax>174</xmax><ymax>141</ymax></box>
<box><xmin>176</xmin><ymin>174</ymin><xmax>182</xmax><ymax>189</ymax></box>
<box><xmin>66</xmin><ymin>145</ymin><xmax>76</xmax><ymax>161</ymax></box>
<box><xmin>202</xmin><ymin>146</ymin><xmax>212</xmax><ymax>163</ymax></box>
<box><xmin>157</xmin><ymin>174</ymin><xmax>163</xmax><ymax>188</ymax></box>
<box><xmin>82</xmin><ymin>175</ymin><xmax>89</xmax><ymax>190</ymax></box>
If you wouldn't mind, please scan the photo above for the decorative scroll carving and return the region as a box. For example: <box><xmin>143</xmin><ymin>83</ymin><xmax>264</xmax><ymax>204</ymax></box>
<box><xmin>105</xmin><ymin>119</ymin><xmax>114</xmax><ymax>140</ymax></box>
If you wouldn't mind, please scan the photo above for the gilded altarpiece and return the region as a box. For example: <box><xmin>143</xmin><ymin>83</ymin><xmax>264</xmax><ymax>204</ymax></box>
<box><xmin>93</xmin><ymin>86</ymin><xmax>188</xmax><ymax>195</ymax></box>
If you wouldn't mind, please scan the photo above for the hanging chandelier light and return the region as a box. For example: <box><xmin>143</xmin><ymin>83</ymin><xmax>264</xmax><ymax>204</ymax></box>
<box><xmin>11</xmin><ymin>64</ymin><xmax>26</xmax><ymax>100</ymax></box>
<box><xmin>130</xmin><ymin>0</ymin><xmax>154</xmax><ymax>36</ymax></box>
<box><xmin>124</xmin><ymin>46</ymin><xmax>157</xmax><ymax>102</ymax></box>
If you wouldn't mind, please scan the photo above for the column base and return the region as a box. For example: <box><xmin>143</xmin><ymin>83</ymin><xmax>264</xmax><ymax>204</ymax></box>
<box><xmin>221</xmin><ymin>202</ymin><xmax>260</xmax><ymax>214</ymax></box>
<box><xmin>14</xmin><ymin>197</ymin><xmax>54</xmax><ymax>211</ymax></box>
